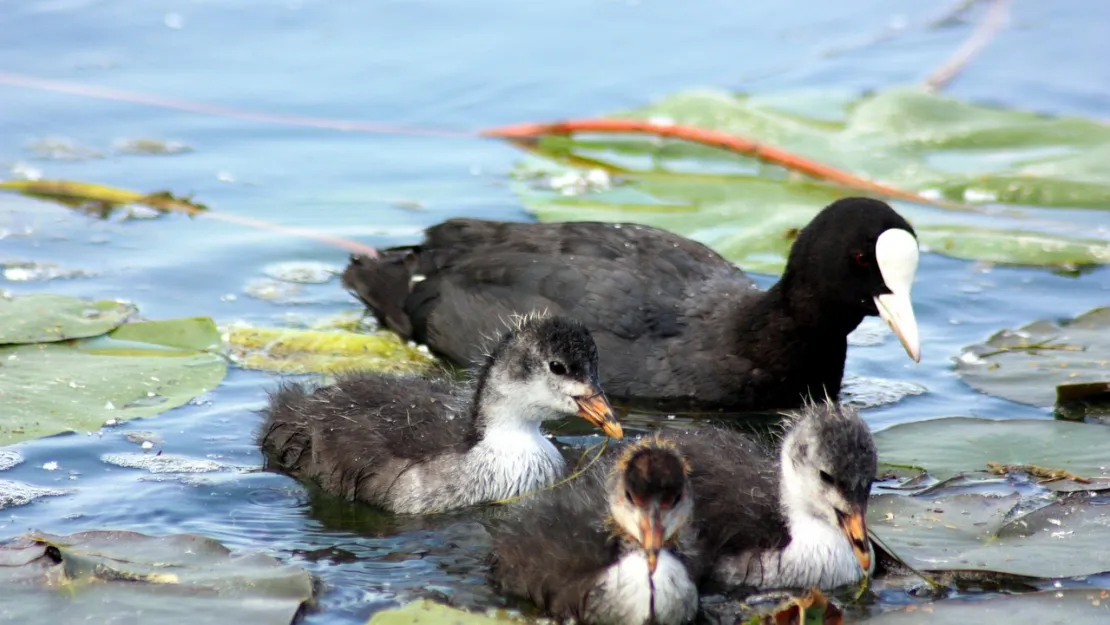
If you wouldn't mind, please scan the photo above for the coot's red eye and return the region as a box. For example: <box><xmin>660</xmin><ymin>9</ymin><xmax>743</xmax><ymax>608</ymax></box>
<box><xmin>854</xmin><ymin>252</ymin><xmax>870</xmax><ymax>267</ymax></box>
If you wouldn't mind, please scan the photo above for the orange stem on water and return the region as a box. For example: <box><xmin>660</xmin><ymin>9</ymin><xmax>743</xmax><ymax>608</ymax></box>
<box><xmin>483</xmin><ymin>119</ymin><xmax>954</xmax><ymax>208</ymax></box>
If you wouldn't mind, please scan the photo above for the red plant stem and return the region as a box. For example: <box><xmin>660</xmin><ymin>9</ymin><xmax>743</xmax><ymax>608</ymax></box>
<box><xmin>483</xmin><ymin>119</ymin><xmax>950</xmax><ymax>207</ymax></box>
<box><xmin>922</xmin><ymin>0</ymin><xmax>1012</xmax><ymax>92</ymax></box>
<box><xmin>0</xmin><ymin>71</ymin><xmax>470</xmax><ymax>138</ymax></box>
<box><xmin>199</xmin><ymin>212</ymin><xmax>379</xmax><ymax>258</ymax></box>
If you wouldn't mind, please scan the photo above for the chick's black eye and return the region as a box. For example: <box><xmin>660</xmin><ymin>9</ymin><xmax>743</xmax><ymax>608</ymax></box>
<box><xmin>624</xmin><ymin>489</ymin><xmax>634</xmax><ymax>503</ymax></box>
<box><xmin>819</xmin><ymin>470</ymin><xmax>835</xmax><ymax>485</ymax></box>
<box><xmin>853</xmin><ymin>252</ymin><xmax>870</xmax><ymax>267</ymax></box>
<box><xmin>548</xmin><ymin>361</ymin><xmax>567</xmax><ymax>376</ymax></box>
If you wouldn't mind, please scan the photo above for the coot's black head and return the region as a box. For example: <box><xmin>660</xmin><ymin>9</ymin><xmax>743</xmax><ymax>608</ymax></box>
<box><xmin>785</xmin><ymin>197</ymin><xmax>921</xmax><ymax>362</ymax></box>
<box><xmin>480</xmin><ymin>314</ymin><xmax>622</xmax><ymax>438</ymax></box>
<box><xmin>609</xmin><ymin>437</ymin><xmax>694</xmax><ymax>573</ymax></box>
<box><xmin>780</xmin><ymin>400</ymin><xmax>877</xmax><ymax>574</ymax></box>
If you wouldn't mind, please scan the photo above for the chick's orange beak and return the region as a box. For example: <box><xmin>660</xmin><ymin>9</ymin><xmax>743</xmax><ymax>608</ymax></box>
<box><xmin>574</xmin><ymin>391</ymin><xmax>623</xmax><ymax>439</ymax></box>
<box><xmin>838</xmin><ymin>508</ymin><xmax>871</xmax><ymax>573</ymax></box>
<box><xmin>638</xmin><ymin>508</ymin><xmax>664</xmax><ymax>575</ymax></box>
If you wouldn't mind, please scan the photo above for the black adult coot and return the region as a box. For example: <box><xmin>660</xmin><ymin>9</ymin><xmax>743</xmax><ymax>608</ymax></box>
<box><xmin>258</xmin><ymin>315</ymin><xmax>624</xmax><ymax>515</ymax></box>
<box><xmin>490</xmin><ymin>436</ymin><xmax>700</xmax><ymax>625</ymax></box>
<box><xmin>342</xmin><ymin>197</ymin><xmax>920</xmax><ymax>412</ymax></box>
<box><xmin>662</xmin><ymin>400</ymin><xmax>877</xmax><ymax>590</ymax></box>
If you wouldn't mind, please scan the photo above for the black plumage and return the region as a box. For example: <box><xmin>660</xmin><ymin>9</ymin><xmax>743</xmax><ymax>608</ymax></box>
<box><xmin>342</xmin><ymin>197</ymin><xmax>919</xmax><ymax>412</ymax></box>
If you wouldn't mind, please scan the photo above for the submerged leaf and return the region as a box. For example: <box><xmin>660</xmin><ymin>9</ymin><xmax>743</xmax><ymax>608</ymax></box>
<box><xmin>0</xmin><ymin>451</ymin><xmax>22</xmax><ymax>471</ymax></box>
<box><xmin>225</xmin><ymin>325</ymin><xmax>436</xmax><ymax>375</ymax></box>
<box><xmin>0</xmin><ymin>293</ymin><xmax>136</xmax><ymax>344</ymax></box>
<box><xmin>0</xmin><ymin>480</ymin><xmax>68</xmax><ymax>510</ymax></box>
<box><xmin>704</xmin><ymin>588</ymin><xmax>844</xmax><ymax>625</ymax></box>
<box><xmin>0</xmin><ymin>318</ymin><xmax>227</xmax><ymax>446</ymax></box>
<box><xmin>512</xmin><ymin>88</ymin><xmax>1110</xmax><ymax>273</ymax></box>
<box><xmin>0</xmin><ymin>530</ymin><xmax>313</xmax><ymax>625</ymax></box>
<box><xmin>956</xmin><ymin>307</ymin><xmax>1110</xmax><ymax>407</ymax></box>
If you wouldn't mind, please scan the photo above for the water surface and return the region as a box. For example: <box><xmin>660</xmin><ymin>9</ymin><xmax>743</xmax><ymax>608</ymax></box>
<box><xmin>2</xmin><ymin>1</ymin><xmax>1109</xmax><ymax>623</ymax></box>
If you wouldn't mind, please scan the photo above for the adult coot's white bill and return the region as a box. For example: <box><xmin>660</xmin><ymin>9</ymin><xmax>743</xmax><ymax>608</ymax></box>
<box><xmin>490</xmin><ymin>436</ymin><xmax>700</xmax><ymax>625</ymax></box>
<box><xmin>343</xmin><ymin>197</ymin><xmax>920</xmax><ymax>412</ymax></box>
<box><xmin>258</xmin><ymin>315</ymin><xmax>623</xmax><ymax>515</ymax></box>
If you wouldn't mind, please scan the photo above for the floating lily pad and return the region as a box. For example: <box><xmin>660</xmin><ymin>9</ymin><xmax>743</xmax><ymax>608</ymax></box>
<box><xmin>874</xmin><ymin>417</ymin><xmax>1110</xmax><ymax>482</ymax></box>
<box><xmin>862</xmin><ymin>589</ymin><xmax>1110</xmax><ymax>624</ymax></box>
<box><xmin>225</xmin><ymin>325</ymin><xmax>436</xmax><ymax>375</ymax></box>
<box><xmin>112</xmin><ymin>138</ymin><xmax>194</xmax><ymax>156</ymax></box>
<box><xmin>0</xmin><ymin>293</ymin><xmax>136</xmax><ymax>344</ymax></box>
<box><xmin>111</xmin><ymin>317</ymin><xmax>222</xmax><ymax>351</ymax></box>
<box><xmin>841</xmin><ymin>375</ymin><xmax>927</xmax><ymax>409</ymax></box>
<box><xmin>0</xmin><ymin>318</ymin><xmax>227</xmax><ymax>446</ymax></box>
<box><xmin>514</xmin><ymin>88</ymin><xmax>1110</xmax><ymax>274</ymax></box>
<box><xmin>0</xmin><ymin>530</ymin><xmax>313</xmax><ymax>625</ymax></box>
<box><xmin>367</xmin><ymin>600</ymin><xmax>529</xmax><ymax>625</ymax></box>
<box><xmin>869</xmin><ymin>492</ymin><xmax>1110</xmax><ymax>578</ymax></box>
<box><xmin>956</xmin><ymin>307</ymin><xmax>1110</xmax><ymax>408</ymax></box>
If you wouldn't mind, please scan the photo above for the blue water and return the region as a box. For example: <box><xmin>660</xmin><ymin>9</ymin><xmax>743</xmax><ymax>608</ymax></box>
<box><xmin>2</xmin><ymin>0</ymin><xmax>1109</xmax><ymax>623</ymax></box>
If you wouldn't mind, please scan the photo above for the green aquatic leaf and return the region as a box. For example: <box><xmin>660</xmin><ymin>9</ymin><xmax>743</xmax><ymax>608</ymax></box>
<box><xmin>0</xmin><ymin>530</ymin><xmax>312</xmax><ymax>625</ymax></box>
<box><xmin>0</xmin><ymin>318</ymin><xmax>227</xmax><ymax>446</ymax></box>
<box><xmin>869</xmin><ymin>491</ymin><xmax>1110</xmax><ymax>578</ymax></box>
<box><xmin>0</xmin><ymin>293</ymin><xmax>136</xmax><ymax>344</ymax></box>
<box><xmin>514</xmin><ymin>87</ymin><xmax>1110</xmax><ymax>273</ymax></box>
<box><xmin>109</xmin><ymin>317</ymin><xmax>221</xmax><ymax>351</ymax></box>
<box><xmin>860</xmin><ymin>589</ymin><xmax>1110</xmax><ymax>624</ymax></box>
<box><xmin>225</xmin><ymin>324</ymin><xmax>437</xmax><ymax>375</ymax></box>
<box><xmin>874</xmin><ymin>417</ymin><xmax>1110</xmax><ymax>482</ymax></box>
<box><xmin>955</xmin><ymin>307</ymin><xmax>1110</xmax><ymax>408</ymax></box>
<box><xmin>367</xmin><ymin>600</ymin><xmax>530</xmax><ymax>625</ymax></box>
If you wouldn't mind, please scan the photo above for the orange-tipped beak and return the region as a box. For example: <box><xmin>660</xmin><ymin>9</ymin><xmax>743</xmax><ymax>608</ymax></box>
<box><xmin>838</xmin><ymin>509</ymin><xmax>871</xmax><ymax>573</ymax></box>
<box><xmin>639</xmin><ymin>509</ymin><xmax>664</xmax><ymax>575</ymax></box>
<box><xmin>575</xmin><ymin>391</ymin><xmax>623</xmax><ymax>439</ymax></box>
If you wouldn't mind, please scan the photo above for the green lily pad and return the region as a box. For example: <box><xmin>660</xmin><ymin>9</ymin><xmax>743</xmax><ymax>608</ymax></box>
<box><xmin>514</xmin><ymin>87</ymin><xmax>1110</xmax><ymax>274</ymax></box>
<box><xmin>861</xmin><ymin>590</ymin><xmax>1110</xmax><ymax>625</ymax></box>
<box><xmin>0</xmin><ymin>293</ymin><xmax>136</xmax><ymax>344</ymax></box>
<box><xmin>367</xmin><ymin>600</ymin><xmax>529</xmax><ymax>625</ymax></box>
<box><xmin>225</xmin><ymin>325</ymin><xmax>437</xmax><ymax>375</ymax></box>
<box><xmin>0</xmin><ymin>318</ymin><xmax>227</xmax><ymax>446</ymax></box>
<box><xmin>869</xmin><ymin>491</ymin><xmax>1110</xmax><ymax>578</ymax></box>
<box><xmin>0</xmin><ymin>530</ymin><xmax>313</xmax><ymax>625</ymax></box>
<box><xmin>956</xmin><ymin>307</ymin><xmax>1110</xmax><ymax>408</ymax></box>
<box><xmin>111</xmin><ymin>317</ymin><xmax>223</xmax><ymax>351</ymax></box>
<box><xmin>874</xmin><ymin>417</ymin><xmax>1110</xmax><ymax>482</ymax></box>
